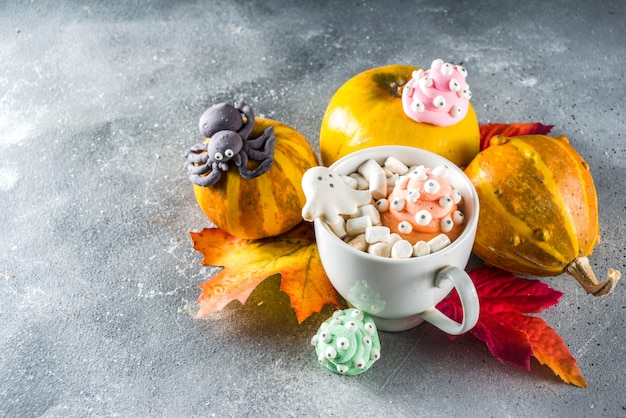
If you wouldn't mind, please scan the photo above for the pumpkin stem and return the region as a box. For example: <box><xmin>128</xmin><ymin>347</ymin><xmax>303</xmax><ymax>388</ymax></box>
<box><xmin>565</xmin><ymin>256</ymin><xmax>621</xmax><ymax>296</ymax></box>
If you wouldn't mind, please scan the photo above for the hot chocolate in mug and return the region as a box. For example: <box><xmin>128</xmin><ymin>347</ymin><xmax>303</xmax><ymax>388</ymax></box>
<box><xmin>313</xmin><ymin>146</ymin><xmax>480</xmax><ymax>333</ymax></box>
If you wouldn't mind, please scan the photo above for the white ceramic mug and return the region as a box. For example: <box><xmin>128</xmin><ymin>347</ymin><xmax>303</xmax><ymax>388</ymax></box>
<box><xmin>314</xmin><ymin>146</ymin><xmax>480</xmax><ymax>333</ymax></box>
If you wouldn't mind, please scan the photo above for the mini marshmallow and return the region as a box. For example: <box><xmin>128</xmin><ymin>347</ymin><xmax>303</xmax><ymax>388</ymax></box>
<box><xmin>391</xmin><ymin>240</ymin><xmax>414</xmax><ymax>258</ymax></box>
<box><xmin>347</xmin><ymin>234</ymin><xmax>368</xmax><ymax>251</ymax></box>
<box><xmin>358</xmin><ymin>159</ymin><xmax>386</xmax><ymax>179</ymax></box>
<box><xmin>413</xmin><ymin>240</ymin><xmax>431</xmax><ymax>257</ymax></box>
<box><xmin>367</xmin><ymin>242</ymin><xmax>391</xmax><ymax>258</ymax></box>
<box><xmin>346</xmin><ymin>215</ymin><xmax>372</xmax><ymax>235</ymax></box>
<box><xmin>375</xmin><ymin>198</ymin><xmax>389</xmax><ymax>212</ymax></box>
<box><xmin>386</xmin><ymin>233</ymin><xmax>402</xmax><ymax>247</ymax></box>
<box><xmin>349</xmin><ymin>172</ymin><xmax>370</xmax><ymax>190</ymax></box>
<box><xmin>365</xmin><ymin>225</ymin><xmax>391</xmax><ymax>244</ymax></box>
<box><xmin>341</xmin><ymin>175</ymin><xmax>358</xmax><ymax>190</ymax></box>
<box><xmin>369</xmin><ymin>171</ymin><xmax>387</xmax><ymax>200</ymax></box>
<box><xmin>384</xmin><ymin>156</ymin><xmax>409</xmax><ymax>175</ymax></box>
<box><xmin>386</xmin><ymin>173</ymin><xmax>399</xmax><ymax>188</ymax></box>
<box><xmin>358</xmin><ymin>204</ymin><xmax>381</xmax><ymax>225</ymax></box>
<box><xmin>397</xmin><ymin>221</ymin><xmax>413</xmax><ymax>235</ymax></box>
<box><xmin>383</xmin><ymin>167</ymin><xmax>394</xmax><ymax>178</ymax></box>
<box><xmin>428</xmin><ymin>233</ymin><xmax>451</xmax><ymax>252</ymax></box>
<box><xmin>328</xmin><ymin>217</ymin><xmax>348</xmax><ymax>238</ymax></box>
<box><xmin>432</xmin><ymin>165</ymin><xmax>449</xmax><ymax>178</ymax></box>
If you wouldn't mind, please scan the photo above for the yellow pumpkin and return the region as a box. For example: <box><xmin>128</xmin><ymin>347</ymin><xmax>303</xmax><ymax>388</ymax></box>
<box><xmin>319</xmin><ymin>64</ymin><xmax>480</xmax><ymax>167</ymax></box>
<box><xmin>192</xmin><ymin>118</ymin><xmax>318</xmax><ymax>239</ymax></box>
<box><xmin>465</xmin><ymin>134</ymin><xmax>621</xmax><ymax>295</ymax></box>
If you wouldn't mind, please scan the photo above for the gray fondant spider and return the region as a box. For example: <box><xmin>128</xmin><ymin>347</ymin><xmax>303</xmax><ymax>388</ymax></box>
<box><xmin>184</xmin><ymin>101</ymin><xmax>276</xmax><ymax>187</ymax></box>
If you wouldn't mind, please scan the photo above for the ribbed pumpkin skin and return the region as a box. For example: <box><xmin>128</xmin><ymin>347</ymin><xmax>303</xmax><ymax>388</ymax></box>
<box><xmin>193</xmin><ymin>118</ymin><xmax>318</xmax><ymax>239</ymax></box>
<box><xmin>319</xmin><ymin>64</ymin><xmax>480</xmax><ymax>167</ymax></box>
<box><xmin>465</xmin><ymin>135</ymin><xmax>599</xmax><ymax>276</ymax></box>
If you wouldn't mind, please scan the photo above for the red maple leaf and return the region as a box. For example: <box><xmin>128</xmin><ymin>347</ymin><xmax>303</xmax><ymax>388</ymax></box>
<box><xmin>479</xmin><ymin>122</ymin><xmax>554</xmax><ymax>150</ymax></box>
<box><xmin>437</xmin><ymin>266</ymin><xmax>588</xmax><ymax>388</ymax></box>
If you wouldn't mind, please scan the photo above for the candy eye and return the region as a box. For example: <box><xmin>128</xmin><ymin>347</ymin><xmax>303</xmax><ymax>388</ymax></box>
<box><xmin>224</xmin><ymin>149</ymin><xmax>234</xmax><ymax>158</ymax></box>
<box><xmin>345</xmin><ymin>321</ymin><xmax>358</xmax><ymax>332</ymax></box>
<box><xmin>325</xmin><ymin>346</ymin><xmax>337</xmax><ymax>359</ymax></box>
<box><xmin>391</xmin><ymin>198</ymin><xmax>405</xmax><ymax>211</ymax></box>
<box><xmin>453</xmin><ymin>210</ymin><xmax>465</xmax><ymax>224</ymax></box>
<box><xmin>407</xmin><ymin>189</ymin><xmax>420</xmax><ymax>202</ymax></box>
<box><xmin>415</xmin><ymin>210</ymin><xmax>432</xmax><ymax>226</ymax></box>
<box><xmin>449</xmin><ymin>78</ymin><xmax>460</xmax><ymax>92</ymax></box>
<box><xmin>364</xmin><ymin>322</ymin><xmax>376</xmax><ymax>336</ymax></box>
<box><xmin>411</xmin><ymin>100</ymin><xmax>424</xmax><ymax>113</ymax></box>
<box><xmin>214</xmin><ymin>152</ymin><xmax>223</xmax><ymax>161</ymax></box>
<box><xmin>424</xmin><ymin>180</ymin><xmax>441</xmax><ymax>194</ymax></box>
<box><xmin>350</xmin><ymin>309</ymin><xmax>364</xmax><ymax>320</ymax></box>
<box><xmin>354</xmin><ymin>358</ymin><xmax>366</xmax><ymax>369</ymax></box>
<box><xmin>398</xmin><ymin>221</ymin><xmax>413</xmax><ymax>234</ymax></box>
<box><xmin>362</xmin><ymin>336</ymin><xmax>372</xmax><ymax>348</ymax></box>
<box><xmin>439</xmin><ymin>196</ymin><xmax>453</xmax><ymax>209</ymax></box>
<box><xmin>320</xmin><ymin>330</ymin><xmax>332</xmax><ymax>343</ymax></box>
<box><xmin>433</xmin><ymin>95</ymin><xmax>446</xmax><ymax>109</ymax></box>
<box><xmin>371</xmin><ymin>348</ymin><xmax>381</xmax><ymax>360</ymax></box>
<box><xmin>440</xmin><ymin>217</ymin><xmax>454</xmax><ymax>233</ymax></box>
<box><xmin>336</xmin><ymin>337</ymin><xmax>350</xmax><ymax>350</ymax></box>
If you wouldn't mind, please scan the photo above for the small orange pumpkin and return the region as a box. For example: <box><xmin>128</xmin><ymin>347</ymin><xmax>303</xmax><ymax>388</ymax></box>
<box><xmin>319</xmin><ymin>64</ymin><xmax>480</xmax><ymax>167</ymax></box>
<box><xmin>192</xmin><ymin>118</ymin><xmax>318</xmax><ymax>239</ymax></box>
<box><xmin>465</xmin><ymin>134</ymin><xmax>621</xmax><ymax>295</ymax></box>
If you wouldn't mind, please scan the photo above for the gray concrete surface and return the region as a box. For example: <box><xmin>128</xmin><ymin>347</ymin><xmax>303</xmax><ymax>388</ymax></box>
<box><xmin>1</xmin><ymin>0</ymin><xmax>625</xmax><ymax>416</ymax></box>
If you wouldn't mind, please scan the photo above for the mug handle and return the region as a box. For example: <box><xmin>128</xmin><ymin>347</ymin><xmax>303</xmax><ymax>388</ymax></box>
<box><xmin>419</xmin><ymin>265</ymin><xmax>480</xmax><ymax>335</ymax></box>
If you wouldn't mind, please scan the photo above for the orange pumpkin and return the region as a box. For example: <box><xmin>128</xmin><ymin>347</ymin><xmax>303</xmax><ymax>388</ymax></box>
<box><xmin>465</xmin><ymin>134</ymin><xmax>621</xmax><ymax>295</ymax></box>
<box><xmin>192</xmin><ymin>118</ymin><xmax>318</xmax><ymax>239</ymax></box>
<box><xmin>319</xmin><ymin>64</ymin><xmax>480</xmax><ymax>167</ymax></box>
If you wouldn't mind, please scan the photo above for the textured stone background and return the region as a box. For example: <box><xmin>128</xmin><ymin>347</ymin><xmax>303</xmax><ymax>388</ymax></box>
<box><xmin>1</xmin><ymin>0</ymin><xmax>625</xmax><ymax>416</ymax></box>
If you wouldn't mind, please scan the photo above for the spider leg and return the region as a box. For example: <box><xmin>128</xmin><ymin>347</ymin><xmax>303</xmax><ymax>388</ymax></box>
<box><xmin>189</xmin><ymin>163</ymin><xmax>222</xmax><ymax>187</ymax></box>
<box><xmin>238</xmin><ymin>140</ymin><xmax>275</xmax><ymax>180</ymax></box>
<box><xmin>245</xmin><ymin>126</ymin><xmax>275</xmax><ymax>150</ymax></box>
<box><xmin>185</xmin><ymin>160</ymin><xmax>211</xmax><ymax>175</ymax></box>
<box><xmin>238</xmin><ymin>157</ymin><xmax>273</xmax><ymax>180</ymax></box>
<box><xmin>235</xmin><ymin>100</ymin><xmax>255</xmax><ymax>140</ymax></box>
<box><xmin>246</xmin><ymin>130</ymin><xmax>276</xmax><ymax>161</ymax></box>
<box><xmin>184</xmin><ymin>143</ymin><xmax>208</xmax><ymax>157</ymax></box>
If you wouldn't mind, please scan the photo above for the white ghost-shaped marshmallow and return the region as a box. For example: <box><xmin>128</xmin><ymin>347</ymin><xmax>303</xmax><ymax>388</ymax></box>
<box><xmin>301</xmin><ymin>166</ymin><xmax>372</xmax><ymax>225</ymax></box>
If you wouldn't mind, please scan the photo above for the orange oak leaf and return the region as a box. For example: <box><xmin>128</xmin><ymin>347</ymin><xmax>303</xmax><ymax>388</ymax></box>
<box><xmin>190</xmin><ymin>221</ymin><xmax>340</xmax><ymax>323</ymax></box>
<box><xmin>437</xmin><ymin>266</ymin><xmax>587</xmax><ymax>388</ymax></box>
<box><xmin>479</xmin><ymin>122</ymin><xmax>553</xmax><ymax>150</ymax></box>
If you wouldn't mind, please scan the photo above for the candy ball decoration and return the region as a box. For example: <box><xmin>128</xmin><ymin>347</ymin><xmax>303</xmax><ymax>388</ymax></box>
<box><xmin>311</xmin><ymin>308</ymin><xmax>381</xmax><ymax>375</ymax></box>
<box><xmin>402</xmin><ymin>59</ymin><xmax>471</xmax><ymax>127</ymax></box>
<box><xmin>319</xmin><ymin>63</ymin><xmax>480</xmax><ymax>167</ymax></box>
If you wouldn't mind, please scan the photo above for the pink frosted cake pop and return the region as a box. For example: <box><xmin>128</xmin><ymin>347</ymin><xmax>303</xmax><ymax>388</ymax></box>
<box><xmin>401</xmin><ymin>59</ymin><xmax>471</xmax><ymax>127</ymax></box>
